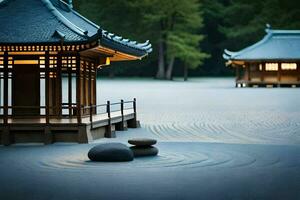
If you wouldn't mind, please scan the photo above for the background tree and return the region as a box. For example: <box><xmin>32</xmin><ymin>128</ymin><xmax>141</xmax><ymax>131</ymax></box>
<box><xmin>74</xmin><ymin>0</ymin><xmax>300</xmax><ymax>79</ymax></box>
<box><xmin>136</xmin><ymin>0</ymin><xmax>209</xmax><ymax>80</ymax></box>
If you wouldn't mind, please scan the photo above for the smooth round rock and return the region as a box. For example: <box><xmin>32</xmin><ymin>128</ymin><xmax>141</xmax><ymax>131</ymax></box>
<box><xmin>88</xmin><ymin>143</ymin><xmax>134</xmax><ymax>162</ymax></box>
<box><xmin>128</xmin><ymin>138</ymin><xmax>157</xmax><ymax>147</ymax></box>
<box><xmin>130</xmin><ymin>146</ymin><xmax>159</xmax><ymax>157</ymax></box>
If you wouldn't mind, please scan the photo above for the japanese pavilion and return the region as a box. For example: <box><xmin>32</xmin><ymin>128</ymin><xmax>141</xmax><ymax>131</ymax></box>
<box><xmin>0</xmin><ymin>0</ymin><xmax>152</xmax><ymax>145</ymax></box>
<box><xmin>223</xmin><ymin>25</ymin><xmax>300</xmax><ymax>87</ymax></box>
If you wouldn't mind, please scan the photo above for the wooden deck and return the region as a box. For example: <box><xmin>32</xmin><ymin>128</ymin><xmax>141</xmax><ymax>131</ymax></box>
<box><xmin>236</xmin><ymin>80</ymin><xmax>300</xmax><ymax>88</ymax></box>
<box><xmin>0</xmin><ymin>109</ymin><xmax>139</xmax><ymax>145</ymax></box>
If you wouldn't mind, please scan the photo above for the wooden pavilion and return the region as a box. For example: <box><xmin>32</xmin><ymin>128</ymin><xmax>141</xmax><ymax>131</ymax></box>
<box><xmin>223</xmin><ymin>25</ymin><xmax>300</xmax><ymax>87</ymax></box>
<box><xmin>0</xmin><ymin>0</ymin><xmax>152</xmax><ymax>145</ymax></box>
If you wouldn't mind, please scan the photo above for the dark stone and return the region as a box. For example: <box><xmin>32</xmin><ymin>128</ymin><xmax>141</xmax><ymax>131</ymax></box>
<box><xmin>128</xmin><ymin>138</ymin><xmax>157</xmax><ymax>147</ymax></box>
<box><xmin>88</xmin><ymin>143</ymin><xmax>134</xmax><ymax>162</ymax></box>
<box><xmin>130</xmin><ymin>146</ymin><xmax>159</xmax><ymax>157</ymax></box>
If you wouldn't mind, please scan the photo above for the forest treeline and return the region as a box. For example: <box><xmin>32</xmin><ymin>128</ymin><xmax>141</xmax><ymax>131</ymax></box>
<box><xmin>74</xmin><ymin>0</ymin><xmax>300</xmax><ymax>79</ymax></box>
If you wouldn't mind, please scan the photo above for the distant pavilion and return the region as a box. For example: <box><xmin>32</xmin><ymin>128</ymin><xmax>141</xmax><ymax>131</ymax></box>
<box><xmin>223</xmin><ymin>25</ymin><xmax>300</xmax><ymax>87</ymax></box>
<box><xmin>0</xmin><ymin>0</ymin><xmax>152</xmax><ymax>145</ymax></box>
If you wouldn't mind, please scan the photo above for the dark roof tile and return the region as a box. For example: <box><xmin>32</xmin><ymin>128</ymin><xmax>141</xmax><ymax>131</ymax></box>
<box><xmin>223</xmin><ymin>26</ymin><xmax>300</xmax><ymax>61</ymax></box>
<box><xmin>0</xmin><ymin>0</ymin><xmax>152</xmax><ymax>57</ymax></box>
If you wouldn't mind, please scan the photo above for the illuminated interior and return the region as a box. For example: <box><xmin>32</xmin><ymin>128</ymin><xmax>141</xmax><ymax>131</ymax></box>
<box><xmin>281</xmin><ymin>63</ymin><xmax>297</xmax><ymax>70</ymax></box>
<box><xmin>265</xmin><ymin>63</ymin><xmax>278</xmax><ymax>71</ymax></box>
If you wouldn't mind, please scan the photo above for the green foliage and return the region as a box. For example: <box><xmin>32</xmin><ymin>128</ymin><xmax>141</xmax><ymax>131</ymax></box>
<box><xmin>74</xmin><ymin>0</ymin><xmax>300</xmax><ymax>77</ymax></box>
<box><xmin>168</xmin><ymin>32</ymin><xmax>209</xmax><ymax>69</ymax></box>
<box><xmin>221</xmin><ymin>0</ymin><xmax>300</xmax><ymax>50</ymax></box>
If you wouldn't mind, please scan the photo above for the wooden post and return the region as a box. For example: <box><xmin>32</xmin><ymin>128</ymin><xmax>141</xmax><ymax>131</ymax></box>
<box><xmin>121</xmin><ymin>99</ymin><xmax>124</xmax><ymax>126</ymax></box>
<box><xmin>88</xmin><ymin>62</ymin><xmax>93</xmax><ymax>127</ymax></box>
<box><xmin>68</xmin><ymin>67</ymin><xmax>72</xmax><ymax>117</ymax></box>
<box><xmin>45</xmin><ymin>51</ymin><xmax>50</xmax><ymax>125</ymax></box>
<box><xmin>278</xmin><ymin>62</ymin><xmax>282</xmax><ymax>87</ymax></box>
<box><xmin>89</xmin><ymin>105</ymin><xmax>93</xmax><ymax>128</ymax></box>
<box><xmin>94</xmin><ymin>66</ymin><xmax>97</xmax><ymax>114</ymax></box>
<box><xmin>236</xmin><ymin>66</ymin><xmax>239</xmax><ymax>80</ymax></box>
<box><xmin>105</xmin><ymin>100</ymin><xmax>113</xmax><ymax>137</ymax></box>
<box><xmin>76</xmin><ymin>54</ymin><xmax>82</xmax><ymax>124</ymax></box>
<box><xmin>83</xmin><ymin>61</ymin><xmax>87</xmax><ymax>115</ymax></box>
<box><xmin>297</xmin><ymin>62</ymin><xmax>300</xmax><ymax>82</ymax></box>
<box><xmin>128</xmin><ymin>98</ymin><xmax>139</xmax><ymax>128</ymax></box>
<box><xmin>261</xmin><ymin>63</ymin><xmax>265</xmax><ymax>83</ymax></box>
<box><xmin>133</xmin><ymin>98</ymin><xmax>137</xmax><ymax>121</ymax></box>
<box><xmin>3</xmin><ymin>51</ymin><xmax>8</xmax><ymax>125</ymax></box>
<box><xmin>3</xmin><ymin>51</ymin><xmax>10</xmax><ymax>145</ymax></box>
<box><xmin>57</xmin><ymin>52</ymin><xmax>62</xmax><ymax>117</ymax></box>
<box><xmin>235</xmin><ymin>66</ymin><xmax>240</xmax><ymax>87</ymax></box>
<box><xmin>116</xmin><ymin>99</ymin><xmax>126</xmax><ymax>131</ymax></box>
<box><xmin>247</xmin><ymin>64</ymin><xmax>251</xmax><ymax>82</ymax></box>
<box><xmin>88</xmin><ymin>62</ymin><xmax>92</xmax><ymax>114</ymax></box>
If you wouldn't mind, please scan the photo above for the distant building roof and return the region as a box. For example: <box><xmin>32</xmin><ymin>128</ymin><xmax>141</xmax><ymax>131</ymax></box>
<box><xmin>223</xmin><ymin>25</ymin><xmax>300</xmax><ymax>61</ymax></box>
<box><xmin>0</xmin><ymin>0</ymin><xmax>152</xmax><ymax>57</ymax></box>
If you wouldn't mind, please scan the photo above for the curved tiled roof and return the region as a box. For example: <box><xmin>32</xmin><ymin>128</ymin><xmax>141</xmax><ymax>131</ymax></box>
<box><xmin>223</xmin><ymin>25</ymin><xmax>300</xmax><ymax>61</ymax></box>
<box><xmin>0</xmin><ymin>0</ymin><xmax>152</xmax><ymax>57</ymax></box>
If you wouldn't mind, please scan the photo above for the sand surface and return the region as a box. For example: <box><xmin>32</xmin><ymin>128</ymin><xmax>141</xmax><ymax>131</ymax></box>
<box><xmin>0</xmin><ymin>78</ymin><xmax>299</xmax><ymax>200</ymax></box>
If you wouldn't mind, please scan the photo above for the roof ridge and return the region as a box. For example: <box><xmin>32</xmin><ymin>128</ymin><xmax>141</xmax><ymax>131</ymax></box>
<box><xmin>41</xmin><ymin>0</ymin><xmax>88</xmax><ymax>37</ymax></box>
<box><xmin>270</xmin><ymin>29</ymin><xmax>300</xmax><ymax>35</ymax></box>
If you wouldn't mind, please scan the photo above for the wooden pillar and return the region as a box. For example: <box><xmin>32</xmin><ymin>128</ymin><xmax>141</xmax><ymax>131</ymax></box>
<box><xmin>76</xmin><ymin>54</ymin><xmax>82</xmax><ymax>124</ymax></box>
<box><xmin>81</xmin><ymin>62</ymin><xmax>85</xmax><ymax>114</ymax></box>
<box><xmin>45</xmin><ymin>51</ymin><xmax>50</xmax><ymax>125</ymax></box>
<box><xmin>297</xmin><ymin>63</ymin><xmax>300</xmax><ymax>82</ymax></box>
<box><xmin>88</xmin><ymin>62</ymin><xmax>92</xmax><ymax>114</ymax></box>
<box><xmin>88</xmin><ymin>62</ymin><xmax>93</xmax><ymax>127</ymax></box>
<box><xmin>278</xmin><ymin>62</ymin><xmax>282</xmax><ymax>87</ymax></box>
<box><xmin>68</xmin><ymin>66</ymin><xmax>72</xmax><ymax>117</ymax></box>
<box><xmin>56</xmin><ymin>52</ymin><xmax>62</xmax><ymax>117</ymax></box>
<box><xmin>247</xmin><ymin>64</ymin><xmax>251</xmax><ymax>82</ymax></box>
<box><xmin>94</xmin><ymin>66</ymin><xmax>97</xmax><ymax>113</ymax></box>
<box><xmin>235</xmin><ymin>66</ymin><xmax>240</xmax><ymax>87</ymax></box>
<box><xmin>3</xmin><ymin>51</ymin><xmax>8</xmax><ymax>125</ymax></box>
<box><xmin>3</xmin><ymin>51</ymin><xmax>10</xmax><ymax>145</ymax></box>
<box><xmin>235</xmin><ymin>66</ymin><xmax>240</xmax><ymax>81</ymax></box>
<box><xmin>261</xmin><ymin>63</ymin><xmax>265</xmax><ymax>83</ymax></box>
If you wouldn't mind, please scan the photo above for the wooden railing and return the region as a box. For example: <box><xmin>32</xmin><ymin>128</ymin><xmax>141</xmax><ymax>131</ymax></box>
<box><xmin>81</xmin><ymin>98</ymin><xmax>136</xmax><ymax>128</ymax></box>
<box><xmin>0</xmin><ymin>98</ymin><xmax>137</xmax><ymax>126</ymax></box>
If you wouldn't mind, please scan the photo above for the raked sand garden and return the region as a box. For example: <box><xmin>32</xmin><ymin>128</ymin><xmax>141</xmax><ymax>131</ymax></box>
<box><xmin>0</xmin><ymin>78</ymin><xmax>299</xmax><ymax>200</ymax></box>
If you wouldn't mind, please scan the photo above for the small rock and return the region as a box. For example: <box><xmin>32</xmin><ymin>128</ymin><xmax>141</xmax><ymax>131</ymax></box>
<box><xmin>128</xmin><ymin>138</ymin><xmax>157</xmax><ymax>147</ymax></box>
<box><xmin>130</xmin><ymin>146</ymin><xmax>159</xmax><ymax>157</ymax></box>
<box><xmin>88</xmin><ymin>143</ymin><xmax>134</xmax><ymax>162</ymax></box>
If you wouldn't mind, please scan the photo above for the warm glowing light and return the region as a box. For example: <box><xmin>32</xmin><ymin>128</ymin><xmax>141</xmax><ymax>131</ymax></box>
<box><xmin>9</xmin><ymin>52</ymin><xmax>45</xmax><ymax>55</ymax></box>
<box><xmin>14</xmin><ymin>60</ymin><xmax>39</xmax><ymax>65</ymax></box>
<box><xmin>265</xmin><ymin>63</ymin><xmax>278</xmax><ymax>71</ymax></box>
<box><xmin>106</xmin><ymin>57</ymin><xmax>111</xmax><ymax>65</ymax></box>
<box><xmin>281</xmin><ymin>63</ymin><xmax>297</xmax><ymax>70</ymax></box>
